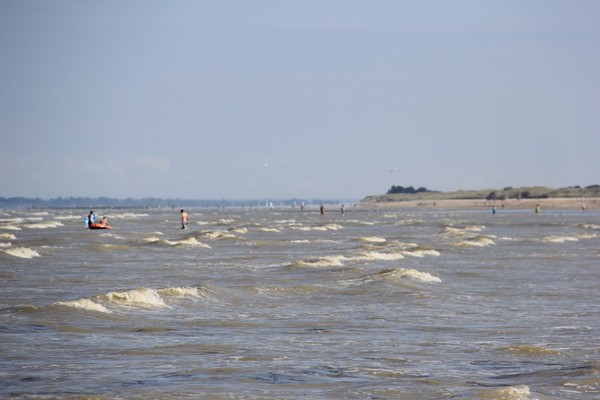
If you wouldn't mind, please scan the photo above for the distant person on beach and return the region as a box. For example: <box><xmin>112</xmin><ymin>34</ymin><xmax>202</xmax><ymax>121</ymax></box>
<box><xmin>320</xmin><ymin>204</ymin><xmax>324</xmax><ymax>215</ymax></box>
<box><xmin>492</xmin><ymin>206</ymin><xmax>497</xmax><ymax>214</ymax></box>
<box><xmin>341</xmin><ymin>204</ymin><xmax>345</xmax><ymax>215</ymax></box>
<box><xmin>535</xmin><ymin>204</ymin><xmax>541</xmax><ymax>214</ymax></box>
<box><xmin>180</xmin><ymin>209</ymin><xmax>188</xmax><ymax>229</ymax></box>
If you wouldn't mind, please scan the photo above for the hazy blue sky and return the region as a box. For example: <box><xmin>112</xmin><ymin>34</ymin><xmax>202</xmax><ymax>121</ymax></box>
<box><xmin>1</xmin><ymin>1</ymin><xmax>599</xmax><ymax>200</ymax></box>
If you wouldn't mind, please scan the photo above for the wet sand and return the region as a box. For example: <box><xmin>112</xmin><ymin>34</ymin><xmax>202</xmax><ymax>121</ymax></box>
<box><xmin>359</xmin><ymin>197</ymin><xmax>600</xmax><ymax>211</ymax></box>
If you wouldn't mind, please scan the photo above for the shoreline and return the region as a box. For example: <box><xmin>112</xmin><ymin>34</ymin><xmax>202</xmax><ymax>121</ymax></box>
<box><xmin>358</xmin><ymin>197</ymin><xmax>600</xmax><ymax>211</ymax></box>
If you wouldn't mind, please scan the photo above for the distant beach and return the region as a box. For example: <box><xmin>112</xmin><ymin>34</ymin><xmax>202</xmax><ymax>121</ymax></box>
<box><xmin>359</xmin><ymin>197</ymin><xmax>599</xmax><ymax>211</ymax></box>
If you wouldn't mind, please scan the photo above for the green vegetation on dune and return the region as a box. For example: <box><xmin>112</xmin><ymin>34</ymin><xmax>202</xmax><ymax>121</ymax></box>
<box><xmin>363</xmin><ymin>185</ymin><xmax>600</xmax><ymax>203</ymax></box>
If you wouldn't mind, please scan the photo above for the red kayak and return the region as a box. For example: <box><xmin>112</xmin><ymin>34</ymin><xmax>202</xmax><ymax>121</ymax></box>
<box><xmin>89</xmin><ymin>223</ymin><xmax>111</xmax><ymax>229</ymax></box>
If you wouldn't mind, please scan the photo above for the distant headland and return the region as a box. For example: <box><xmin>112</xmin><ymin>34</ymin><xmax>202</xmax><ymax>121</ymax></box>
<box><xmin>360</xmin><ymin>185</ymin><xmax>600</xmax><ymax>210</ymax></box>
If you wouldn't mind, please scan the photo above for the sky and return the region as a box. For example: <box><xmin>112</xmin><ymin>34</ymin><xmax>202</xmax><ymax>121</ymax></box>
<box><xmin>1</xmin><ymin>0</ymin><xmax>599</xmax><ymax>200</ymax></box>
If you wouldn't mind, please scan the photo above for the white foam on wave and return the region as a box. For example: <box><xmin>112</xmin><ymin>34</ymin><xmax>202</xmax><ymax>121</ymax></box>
<box><xmin>541</xmin><ymin>235</ymin><xmax>579</xmax><ymax>243</ymax></box>
<box><xmin>293</xmin><ymin>224</ymin><xmax>344</xmax><ymax>232</ymax></box>
<box><xmin>540</xmin><ymin>233</ymin><xmax>597</xmax><ymax>244</ymax></box>
<box><xmin>203</xmin><ymin>231</ymin><xmax>239</xmax><ymax>240</ymax></box>
<box><xmin>165</xmin><ymin>237</ymin><xmax>211</xmax><ymax>248</ymax></box>
<box><xmin>576</xmin><ymin>233</ymin><xmax>597</xmax><ymax>240</ymax></box>
<box><xmin>215</xmin><ymin>218</ymin><xmax>235</xmax><ymax>225</ymax></box>
<box><xmin>348</xmin><ymin>268</ymin><xmax>442</xmax><ymax>285</ymax></box>
<box><xmin>344</xmin><ymin>219</ymin><xmax>375</xmax><ymax>226</ymax></box>
<box><xmin>53</xmin><ymin>215</ymin><xmax>82</xmax><ymax>221</ymax></box>
<box><xmin>1</xmin><ymin>225</ymin><xmax>21</xmax><ymax>231</ymax></box>
<box><xmin>0</xmin><ymin>217</ymin><xmax>25</xmax><ymax>224</ymax></box>
<box><xmin>158</xmin><ymin>286</ymin><xmax>205</xmax><ymax>298</ymax></box>
<box><xmin>111</xmin><ymin>212</ymin><xmax>149</xmax><ymax>219</ymax></box>
<box><xmin>25</xmin><ymin>221</ymin><xmax>64</xmax><ymax>229</ymax></box>
<box><xmin>4</xmin><ymin>247</ymin><xmax>40</xmax><ymax>258</ymax></box>
<box><xmin>356</xmin><ymin>236</ymin><xmax>387</xmax><ymax>243</ymax></box>
<box><xmin>442</xmin><ymin>225</ymin><xmax>486</xmax><ymax>237</ymax></box>
<box><xmin>393</xmin><ymin>268</ymin><xmax>442</xmax><ymax>283</ymax></box>
<box><xmin>274</xmin><ymin>219</ymin><xmax>296</xmax><ymax>224</ymax></box>
<box><xmin>0</xmin><ymin>242</ymin><xmax>12</xmax><ymax>248</ymax></box>
<box><xmin>324</xmin><ymin>223</ymin><xmax>344</xmax><ymax>230</ymax></box>
<box><xmin>581</xmin><ymin>223</ymin><xmax>600</xmax><ymax>230</ymax></box>
<box><xmin>480</xmin><ymin>384</ymin><xmax>531</xmax><ymax>400</ymax></box>
<box><xmin>292</xmin><ymin>226</ymin><xmax>316</xmax><ymax>232</ymax></box>
<box><xmin>454</xmin><ymin>237</ymin><xmax>496</xmax><ymax>247</ymax></box>
<box><xmin>259</xmin><ymin>227</ymin><xmax>281</xmax><ymax>233</ymax></box>
<box><xmin>353</xmin><ymin>251</ymin><xmax>405</xmax><ymax>261</ymax></box>
<box><xmin>0</xmin><ymin>233</ymin><xmax>16</xmax><ymax>240</ymax></box>
<box><xmin>54</xmin><ymin>299</ymin><xmax>110</xmax><ymax>313</ymax></box>
<box><xmin>101</xmin><ymin>288</ymin><xmax>168</xmax><ymax>309</ymax></box>
<box><xmin>99</xmin><ymin>232</ymin><xmax>120</xmax><ymax>239</ymax></box>
<box><xmin>296</xmin><ymin>255</ymin><xmax>347</xmax><ymax>267</ymax></box>
<box><xmin>404</xmin><ymin>249</ymin><xmax>441</xmax><ymax>257</ymax></box>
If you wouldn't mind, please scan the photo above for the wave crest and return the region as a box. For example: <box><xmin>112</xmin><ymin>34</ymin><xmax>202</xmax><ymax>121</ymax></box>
<box><xmin>0</xmin><ymin>233</ymin><xmax>17</xmax><ymax>240</ymax></box>
<box><xmin>295</xmin><ymin>255</ymin><xmax>347</xmax><ymax>267</ymax></box>
<box><xmin>158</xmin><ymin>286</ymin><xmax>205</xmax><ymax>298</ymax></box>
<box><xmin>4</xmin><ymin>247</ymin><xmax>40</xmax><ymax>258</ymax></box>
<box><xmin>54</xmin><ymin>299</ymin><xmax>111</xmax><ymax>313</ymax></box>
<box><xmin>101</xmin><ymin>288</ymin><xmax>168</xmax><ymax>309</ymax></box>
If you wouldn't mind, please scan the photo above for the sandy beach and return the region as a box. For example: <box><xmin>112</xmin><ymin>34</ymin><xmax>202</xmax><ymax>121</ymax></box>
<box><xmin>359</xmin><ymin>197</ymin><xmax>600</xmax><ymax>211</ymax></box>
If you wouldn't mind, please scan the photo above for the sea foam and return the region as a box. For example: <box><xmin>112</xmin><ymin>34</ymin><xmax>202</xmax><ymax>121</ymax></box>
<box><xmin>351</xmin><ymin>268</ymin><xmax>442</xmax><ymax>285</ymax></box>
<box><xmin>158</xmin><ymin>286</ymin><xmax>204</xmax><ymax>298</ymax></box>
<box><xmin>356</xmin><ymin>236</ymin><xmax>387</xmax><ymax>243</ymax></box>
<box><xmin>0</xmin><ymin>224</ymin><xmax>21</xmax><ymax>230</ymax></box>
<box><xmin>480</xmin><ymin>385</ymin><xmax>532</xmax><ymax>400</ymax></box>
<box><xmin>101</xmin><ymin>288</ymin><xmax>168</xmax><ymax>309</ymax></box>
<box><xmin>4</xmin><ymin>247</ymin><xmax>40</xmax><ymax>258</ymax></box>
<box><xmin>0</xmin><ymin>233</ymin><xmax>16</xmax><ymax>240</ymax></box>
<box><xmin>166</xmin><ymin>237</ymin><xmax>211</xmax><ymax>248</ymax></box>
<box><xmin>295</xmin><ymin>255</ymin><xmax>347</xmax><ymax>267</ymax></box>
<box><xmin>454</xmin><ymin>237</ymin><xmax>496</xmax><ymax>247</ymax></box>
<box><xmin>354</xmin><ymin>251</ymin><xmax>405</xmax><ymax>261</ymax></box>
<box><xmin>541</xmin><ymin>235</ymin><xmax>579</xmax><ymax>243</ymax></box>
<box><xmin>54</xmin><ymin>299</ymin><xmax>110</xmax><ymax>313</ymax></box>
<box><xmin>391</xmin><ymin>268</ymin><xmax>442</xmax><ymax>283</ymax></box>
<box><xmin>25</xmin><ymin>221</ymin><xmax>64</xmax><ymax>229</ymax></box>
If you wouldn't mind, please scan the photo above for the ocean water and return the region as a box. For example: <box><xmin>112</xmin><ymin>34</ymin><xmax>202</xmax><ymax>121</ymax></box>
<box><xmin>1</xmin><ymin>206</ymin><xmax>599</xmax><ymax>399</ymax></box>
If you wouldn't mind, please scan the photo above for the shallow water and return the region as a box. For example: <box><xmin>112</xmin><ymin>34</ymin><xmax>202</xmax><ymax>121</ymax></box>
<box><xmin>1</xmin><ymin>207</ymin><xmax>599</xmax><ymax>399</ymax></box>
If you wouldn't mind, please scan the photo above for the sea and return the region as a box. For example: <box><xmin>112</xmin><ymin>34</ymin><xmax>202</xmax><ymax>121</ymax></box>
<box><xmin>1</xmin><ymin>205</ymin><xmax>599</xmax><ymax>399</ymax></box>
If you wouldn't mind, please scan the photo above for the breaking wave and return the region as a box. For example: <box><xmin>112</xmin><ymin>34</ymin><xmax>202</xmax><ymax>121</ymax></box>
<box><xmin>25</xmin><ymin>221</ymin><xmax>64</xmax><ymax>229</ymax></box>
<box><xmin>541</xmin><ymin>233</ymin><xmax>597</xmax><ymax>243</ymax></box>
<box><xmin>49</xmin><ymin>286</ymin><xmax>208</xmax><ymax>315</ymax></box>
<box><xmin>0</xmin><ymin>233</ymin><xmax>17</xmax><ymax>240</ymax></box>
<box><xmin>355</xmin><ymin>236</ymin><xmax>387</xmax><ymax>243</ymax></box>
<box><xmin>454</xmin><ymin>237</ymin><xmax>496</xmax><ymax>247</ymax></box>
<box><xmin>100</xmin><ymin>288</ymin><xmax>169</xmax><ymax>309</ymax></box>
<box><xmin>157</xmin><ymin>286</ymin><xmax>205</xmax><ymax>298</ymax></box>
<box><xmin>294</xmin><ymin>255</ymin><xmax>348</xmax><ymax>267</ymax></box>
<box><xmin>54</xmin><ymin>299</ymin><xmax>111</xmax><ymax>313</ymax></box>
<box><xmin>3</xmin><ymin>247</ymin><xmax>40</xmax><ymax>258</ymax></box>
<box><xmin>344</xmin><ymin>268</ymin><xmax>442</xmax><ymax>286</ymax></box>
<box><xmin>480</xmin><ymin>385</ymin><xmax>532</xmax><ymax>400</ymax></box>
